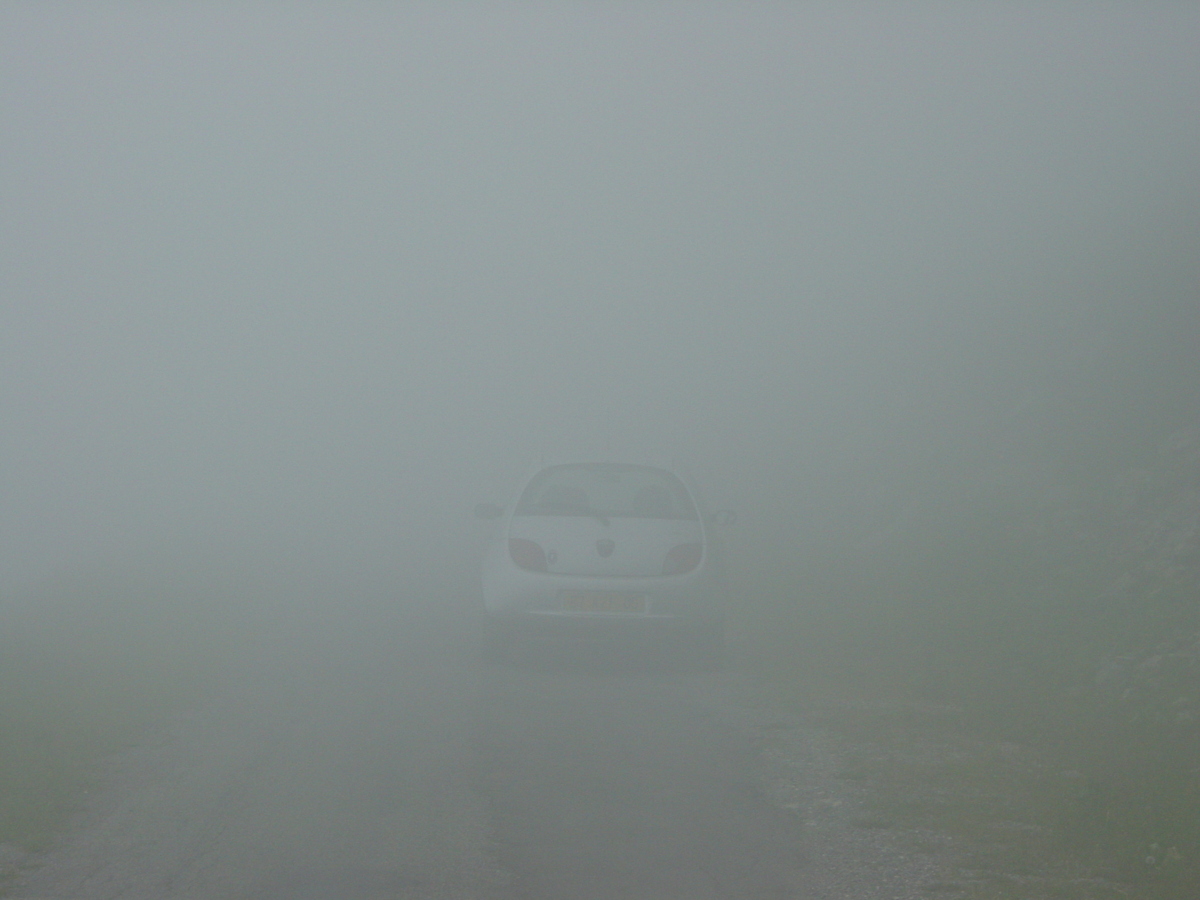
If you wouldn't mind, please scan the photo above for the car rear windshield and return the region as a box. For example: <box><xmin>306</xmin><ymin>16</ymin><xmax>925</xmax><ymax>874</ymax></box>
<box><xmin>515</xmin><ymin>464</ymin><xmax>699</xmax><ymax>521</ymax></box>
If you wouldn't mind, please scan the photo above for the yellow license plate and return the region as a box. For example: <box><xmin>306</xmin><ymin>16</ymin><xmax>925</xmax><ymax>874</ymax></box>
<box><xmin>559</xmin><ymin>591</ymin><xmax>647</xmax><ymax>614</ymax></box>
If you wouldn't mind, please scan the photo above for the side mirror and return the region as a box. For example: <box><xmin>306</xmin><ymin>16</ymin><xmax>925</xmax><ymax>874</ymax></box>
<box><xmin>712</xmin><ymin>509</ymin><xmax>737</xmax><ymax>526</ymax></box>
<box><xmin>475</xmin><ymin>502</ymin><xmax>503</xmax><ymax>520</ymax></box>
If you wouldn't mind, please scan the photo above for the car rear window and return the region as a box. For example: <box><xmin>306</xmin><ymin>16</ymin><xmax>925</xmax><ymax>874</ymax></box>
<box><xmin>515</xmin><ymin>464</ymin><xmax>699</xmax><ymax>520</ymax></box>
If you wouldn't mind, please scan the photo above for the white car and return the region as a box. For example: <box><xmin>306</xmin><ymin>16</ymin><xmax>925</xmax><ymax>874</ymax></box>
<box><xmin>474</xmin><ymin>462</ymin><xmax>735</xmax><ymax>660</ymax></box>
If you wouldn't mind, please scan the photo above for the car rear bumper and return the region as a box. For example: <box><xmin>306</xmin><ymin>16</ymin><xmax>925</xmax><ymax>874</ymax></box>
<box><xmin>483</xmin><ymin>608</ymin><xmax>722</xmax><ymax>646</ymax></box>
<box><xmin>482</xmin><ymin>564</ymin><xmax>723</xmax><ymax>617</ymax></box>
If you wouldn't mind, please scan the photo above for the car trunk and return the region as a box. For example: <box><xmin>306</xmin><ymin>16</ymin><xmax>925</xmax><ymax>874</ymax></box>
<box><xmin>508</xmin><ymin>515</ymin><xmax>702</xmax><ymax>577</ymax></box>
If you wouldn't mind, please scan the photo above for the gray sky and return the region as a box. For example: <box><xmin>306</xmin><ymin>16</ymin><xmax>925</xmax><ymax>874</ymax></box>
<box><xmin>3</xmin><ymin>4</ymin><xmax>1198</xmax><ymax>592</ymax></box>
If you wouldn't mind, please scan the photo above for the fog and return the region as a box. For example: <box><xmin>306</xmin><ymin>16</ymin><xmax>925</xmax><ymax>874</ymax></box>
<box><xmin>3</xmin><ymin>5</ymin><xmax>1197</xmax><ymax>606</ymax></box>
<box><xmin>5</xmin><ymin>5</ymin><xmax>1200</xmax><ymax>894</ymax></box>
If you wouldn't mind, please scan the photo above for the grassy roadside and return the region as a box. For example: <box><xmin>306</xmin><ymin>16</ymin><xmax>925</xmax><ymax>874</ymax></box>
<box><xmin>0</xmin><ymin>635</ymin><xmax>205</xmax><ymax>850</ymax></box>
<box><xmin>730</xmin><ymin>538</ymin><xmax>1199</xmax><ymax>899</ymax></box>
<box><xmin>0</xmin><ymin>562</ymin><xmax>284</xmax><ymax>861</ymax></box>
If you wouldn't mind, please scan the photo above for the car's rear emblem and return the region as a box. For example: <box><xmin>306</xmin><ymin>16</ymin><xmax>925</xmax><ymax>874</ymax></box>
<box><xmin>596</xmin><ymin>538</ymin><xmax>615</xmax><ymax>558</ymax></box>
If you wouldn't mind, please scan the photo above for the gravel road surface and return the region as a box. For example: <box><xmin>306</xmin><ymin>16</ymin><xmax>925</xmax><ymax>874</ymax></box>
<box><xmin>7</xmin><ymin>592</ymin><xmax>953</xmax><ymax>899</ymax></box>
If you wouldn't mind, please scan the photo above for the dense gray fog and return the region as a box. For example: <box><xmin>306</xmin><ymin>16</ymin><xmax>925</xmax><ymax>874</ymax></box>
<box><xmin>3</xmin><ymin>4</ymin><xmax>1198</xmax><ymax>598</ymax></box>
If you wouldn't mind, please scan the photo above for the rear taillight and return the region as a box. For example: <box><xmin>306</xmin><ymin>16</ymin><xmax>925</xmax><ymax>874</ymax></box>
<box><xmin>509</xmin><ymin>538</ymin><xmax>548</xmax><ymax>571</ymax></box>
<box><xmin>663</xmin><ymin>543</ymin><xmax>702</xmax><ymax>575</ymax></box>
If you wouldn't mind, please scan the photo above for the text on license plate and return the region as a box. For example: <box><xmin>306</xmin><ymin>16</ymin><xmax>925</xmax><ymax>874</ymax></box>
<box><xmin>559</xmin><ymin>591</ymin><xmax>647</xmax><ymax>614</ymax></box>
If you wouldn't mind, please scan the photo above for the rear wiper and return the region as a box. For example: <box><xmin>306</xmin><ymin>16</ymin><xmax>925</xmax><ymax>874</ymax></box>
<box><xmin>532</xmin><ymin>503</ymin><xmax>609</xmax><ymax>525</ymax></box>
<box><xmin>562</xmin><ymin>505</ymin><xmax>609</xmax><ymax>526</ymax></box>
<box><xmin>569</xmin><ymin>505</ymin><xmax>610</xmax><ymax>526</ymax></box>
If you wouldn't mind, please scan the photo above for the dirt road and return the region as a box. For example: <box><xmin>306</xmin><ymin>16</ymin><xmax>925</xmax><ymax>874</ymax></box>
<box><xmin>8</xmin><ymin>592</ymin><xmax>951</xmax><ymax>899</ymax></box>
